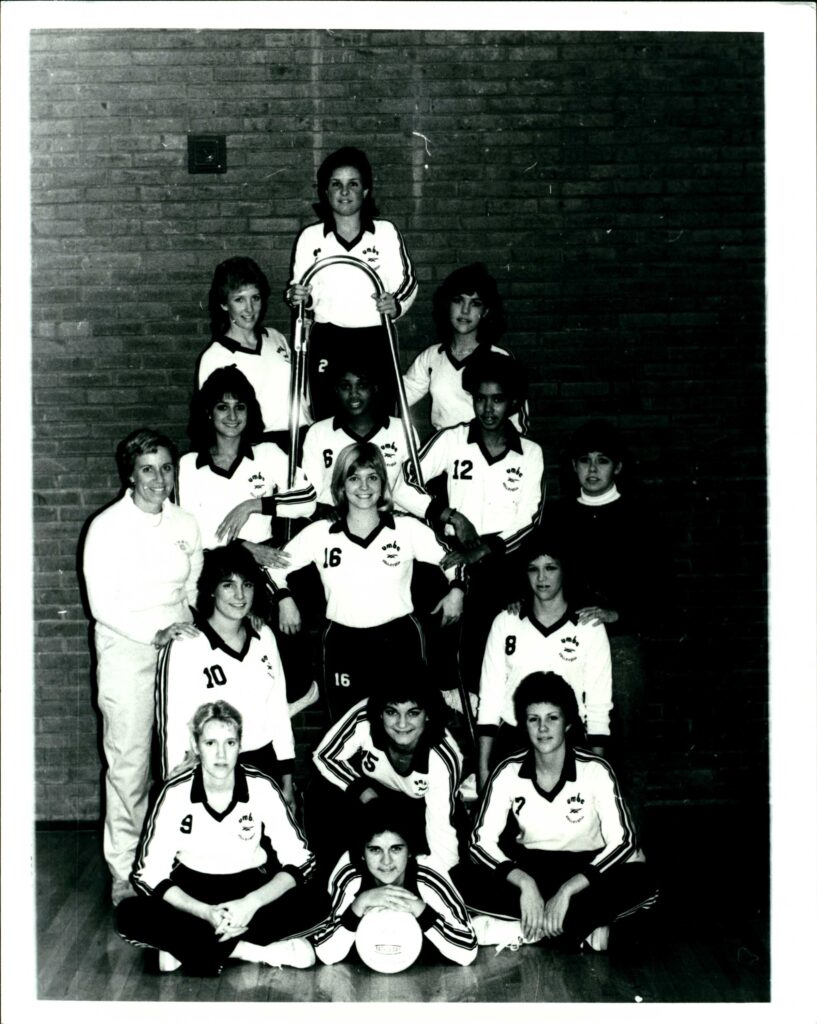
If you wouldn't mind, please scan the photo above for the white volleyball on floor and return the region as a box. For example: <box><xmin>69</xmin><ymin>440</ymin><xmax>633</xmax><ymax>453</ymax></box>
<box><xmin>355</xmin><ymin>909</ymin><xmax>423</xmax><ymax>973</ymax></box>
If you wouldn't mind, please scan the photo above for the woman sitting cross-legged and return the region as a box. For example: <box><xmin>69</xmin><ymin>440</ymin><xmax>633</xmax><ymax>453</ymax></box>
<box><xmin>311</xmin><ymin>798</ymin><xmax>477</xmax><ymax>967</ymax></box>
<box><xmin>454</xmin><ymin>671</ymin><xmax>658</xmax><ymax>954</ymax></box>
<box><xmin>115</xmin><ymin>700</ymin><xmax>328</xmax><ymax>975</ymax></box>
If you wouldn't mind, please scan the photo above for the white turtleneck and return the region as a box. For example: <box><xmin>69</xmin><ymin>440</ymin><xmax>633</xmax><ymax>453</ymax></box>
<box><xmin>577</xmin><ymin>483</ymin><xmax>621</xmax><ymax>507</ymax></box>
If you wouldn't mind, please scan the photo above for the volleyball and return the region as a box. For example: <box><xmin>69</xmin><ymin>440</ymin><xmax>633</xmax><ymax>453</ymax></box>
<box><xmin>355</xmin><ymin>909</ymin><xmax>423</xmax><ymax>973</ymax></box>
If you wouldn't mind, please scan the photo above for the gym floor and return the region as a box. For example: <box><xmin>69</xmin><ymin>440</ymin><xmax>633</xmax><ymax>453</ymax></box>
<box><xmin>34</xmin><ymin>804</ymin><xmax>768</xmax><ymax>1004</ymax></box>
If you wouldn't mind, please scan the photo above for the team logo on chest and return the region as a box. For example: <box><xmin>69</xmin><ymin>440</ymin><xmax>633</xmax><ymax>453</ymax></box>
<box><xmin>261</xmin><ymin>654</ymin><xmax>278</xmax><ymax>679</ymax></box>
<box><xmin>238</xmin><ymin>812</ymin><xmax>257</xmax><ymax>841</ymax></box>
<box><xmin>248</xmin><ymin>470</ymin><xmax>266</xmax><ymax>496</ymax></box>
<box><xmin>565</xmin><ymin>793</ymin><xmax>586</xmax><ymax>823</ymax></box>
<box><xmin>412</xmin><ymin>777</ymin><xmax>428</xmax><ymax>795</ymax></box>
<box><xmin>380</xmin><ymin>441</ymin><xmax>398</xmax><ymax>467</ymax></box>
<box><xmin>381</xmin><ymin>540</ymin><xmax>401</xmax><ymax>567</ymax></box>
<box><xmin>560</xmin><ymin>635</ymin><xmax>579</xmax><ymax>662</ymax></box>
<box><xmin>362</xmin><ymin>245</ymin><xmax>381</xmax><ymax>269</ymax></box>
<box><xmin>503</xmin><ymin>466</ymin><xmax>523</xmax><ymax>493</ymax></box>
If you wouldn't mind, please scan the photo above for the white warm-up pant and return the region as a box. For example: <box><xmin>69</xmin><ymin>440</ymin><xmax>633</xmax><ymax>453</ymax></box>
<box><xmin>95</xmin><ymin>625</ymin><xmax>157</xmax><ymax>883</ymax></box>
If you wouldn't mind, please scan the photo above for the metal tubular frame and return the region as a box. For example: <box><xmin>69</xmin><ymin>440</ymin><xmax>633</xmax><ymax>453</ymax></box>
<box><xmin>286</xmin><ymin>255</ymin><xmax>423</xmax><ymax>490</ymax></box>
<box><xmin>285</xmin><ymin>255</ymin><xmax>477</xmax><ymax>756</ymax></box>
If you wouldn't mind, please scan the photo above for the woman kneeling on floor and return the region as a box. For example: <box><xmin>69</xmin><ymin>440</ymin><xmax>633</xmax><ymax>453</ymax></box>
<box><xmin>312</xmin><ymin>798</ymin><xmax>477</xmax><ymax>967</ymax></box>
<box><xmin>116</xmin><ymin>700</ymin><xmax>327</xmax><ymax>974</ymax></box>
<box><xmin>455</xmin><ymin>671</ymin><xmax>658</xmax><ymax>953</ymax></box>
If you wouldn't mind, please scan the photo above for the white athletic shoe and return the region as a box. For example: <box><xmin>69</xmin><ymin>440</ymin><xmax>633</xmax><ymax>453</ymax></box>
<box><xmin>263</xmin><ymin>937</ymin><xmax>317</xmax><ymax>969</ymax></box>
<box><xmin>583</xmin><ymin>925</ymin><xmax>610</xmax><ymax>952</ymax></box>
<box><xmin>288</xmin><ymin>680</ymin><xmax>320</xmax><ymax>718</ymax></box>
<box><xmin>158</xmin><ymin>951</ymin><xmax>182</xmax><ymax>973</ymax></box>
<box><xmin>472</xmin><ymin>914</ymin><xmax>528</xmax><ymax>953</ymax></box>
<box><xmin>235</xmin><ymin>937</ymin><xmax>317</xmax><ymax>969</ymax></box>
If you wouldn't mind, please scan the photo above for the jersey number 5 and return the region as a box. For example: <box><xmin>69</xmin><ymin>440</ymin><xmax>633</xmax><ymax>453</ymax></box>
<box><xmin>323</xmin><ymin>547</ymin><xmax>342</xmax><ymax>568</ymax></box>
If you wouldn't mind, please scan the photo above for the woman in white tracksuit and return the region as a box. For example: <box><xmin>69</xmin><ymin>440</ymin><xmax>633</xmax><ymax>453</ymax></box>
<box><xmin>83</xmin><ymin>428</ymin><xmax>203</xmax><ymax>904</ymax></box>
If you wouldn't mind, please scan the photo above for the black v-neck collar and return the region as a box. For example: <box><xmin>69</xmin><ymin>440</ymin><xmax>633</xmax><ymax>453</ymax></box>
<box><xmin>214</xmin><ymin>331</ymin><xmax>263</xmax><ymax>356</ymax></box>
<box><xmin>520</xmin><ymin>605</ymin><xmax>577</xmax><ymax>639</ymax></box>
<box><xmin>518</xmin><ymin>747</ymin><xmax>577</xmax><ymax>803</ymax></box>
<box><xmin>465</xmin><ymin>420</ymin><xmax>523</xmax><ymax>465</ymax></box>
<box><xmin>195</xmin><ymin>445</ymin><xmax>254</xmax><ymax>479</ymax></box>
<box><xmin>198</xmin><ymin>616</ymin><xmax>259</xmax><ymax>662</ymax></box>
<box><xmin>332</xmin><ymin>414</ymin><xmax>390</xmax><ymax>444</ymax></box>
<box><xmin>443</xmin><ymin>342</ymin><xmax>486</xmax><ymax>371</ymax></box>
<box><xmin>328</xmin><ymin>512</ymin><xmax>396</xmax><ymax>548</ymax></box>
<box><xmin>190</xmin><ymin>764</ymin><xmax>250</xmax><ymax>821</ymax></box>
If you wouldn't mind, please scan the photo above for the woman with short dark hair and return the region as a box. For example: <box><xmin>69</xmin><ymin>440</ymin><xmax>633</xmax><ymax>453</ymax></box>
<box><xmin>457</xmin><ymin>671</ymin><xmax>657</xmax><ymax>954</ymax></box>
<box><xmin>156</xmin><ymin>542</ymin><xmax>296</xmax><ymax>811</ymax></box>
<box><xmin>309</xmin><ymin>664</ymin><xmax>465</xmax><ymax>877</ymax></box>
<box><xmin>312</xmin><ymin>798</ymin><xmax>477</xmax><ymax>967</ymax></box>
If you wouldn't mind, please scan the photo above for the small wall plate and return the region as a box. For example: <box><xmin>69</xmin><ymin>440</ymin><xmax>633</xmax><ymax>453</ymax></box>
<box><xmin>187</xmin><ymin>134</ymin><xmax>226</xmax><ymax>174</ymax></box>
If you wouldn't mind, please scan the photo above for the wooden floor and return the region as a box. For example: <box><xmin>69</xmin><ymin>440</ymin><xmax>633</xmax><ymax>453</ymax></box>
<box><xmin>34</xmin><ymin>804</ymin><xmax>769</xmax><ymax>1004</ymax></box>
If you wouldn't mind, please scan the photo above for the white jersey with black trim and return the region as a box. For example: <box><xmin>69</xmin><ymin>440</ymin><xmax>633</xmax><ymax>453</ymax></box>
<box><xmin>302</xmin><ymin>415</ymin><xmax>419</xmax><ymax>506</ymax></box>
<box><xmin>313</xmin><ymin>698</ymin><xmax>464</xmax><ymax>871</ymax></box>
<box><xmin>265</xmin><ymin>512</ymin><xmax>462</xmax><ymax>629</ymax></box>
<box><xmin>178</xmin><ymin>443</ymin><xmax>316</xmax><ymax>549</ymax></box>
<box><xmin>403</xmin><ymin>342</ymin><xmax>529</xmax><ymax>434</ymax></box>
<box><xmin>289</xmin><ymin>220</ymin><xmax>417</xmax><ymax>328</ymax></box>
<box><xmin>156</xmin><ymin>620</ymin><xmax>294</xmax><ymax>779</ymax></box>
<box><xmin>133</xmin><ymin>764</ymin><xmax>315</xmax><ymax>897</ymax></box>
<box><xmin>393</xmin><ymin>421</ymin><xmax>546</xmax><ymax>554</ymax></box>
<box><xmin>470</xmin><ymin>747</ymin><xmax>644</xmax><ymax>880</ymax></box>
<box><xmin>196</xmin><ymin>328</ymin><xmax>311</xmax><ymax>433</ymax></box>
<box><xmin>313</xmin><ymin>854</ymin><xmax>477</xmax><ymax>966</ymax></box>
<box><xmin>478</xmin><ymin>608</ymin><xmax>612</xmax><ymax>739</ymax></box>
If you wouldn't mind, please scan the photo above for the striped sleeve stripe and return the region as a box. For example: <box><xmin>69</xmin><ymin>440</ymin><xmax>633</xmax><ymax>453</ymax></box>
<box><xmin>503</xmin><ymin>464</ymin><xmax>547</xmax><ymax>553</ymax></box>
<box><xmin>154</xmin><ymin>642</ymin><xmax>173</xmax><ymax>779</ymax></box>
<box><xmin>401</xmin><ymin>425</ymin><xmax>451</xmax><ymax>491</ymax></box>
<box><xmin>418</xmin><ymin>868</ymin><xmax>477</xmax><ymax>948</ymax></box>
<box><xmin>313</xmin><ymin>706</ymin><xmax>368</xmax><ymax>788</ymax></box>
<box><xmin>575</xmin><ymin>750</ymin><xmax>638</xmax><ymax>873</ymax></box>
<box><xmin>468</xmin><ymin>753</ymin><xmax>525</xmax><ymax>871</ymax></box>
<box><xmin>132</xmin><ymin>769</ymin><xmax>195</xmax><ymax>893</ymax></box>
<box><xmin>391</xmin><ymin>225</ymin><xmax>417</xmax><ymax>307</ymax></box>
<box><xmin>437</xmin><ymin>737</ymin><xmax>463</xmax><ymax>792</ymax></box>
<box><xmin>276</xmin><ymin>483</ymin><xmax>317</xmax><ymax>506</ymax></box>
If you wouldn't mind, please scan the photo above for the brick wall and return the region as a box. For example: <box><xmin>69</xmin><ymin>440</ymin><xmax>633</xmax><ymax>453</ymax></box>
<box><xmin>31</xmin><ymin>29</ymin><xmax>765</xmax><ymax>821</ymax></box>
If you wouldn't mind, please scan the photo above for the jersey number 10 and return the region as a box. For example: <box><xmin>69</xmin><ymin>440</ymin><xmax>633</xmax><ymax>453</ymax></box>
<box><xmin>203</xmin><ymin>665</ymin><xmax>227</xmax><ymax>688</ymax></box>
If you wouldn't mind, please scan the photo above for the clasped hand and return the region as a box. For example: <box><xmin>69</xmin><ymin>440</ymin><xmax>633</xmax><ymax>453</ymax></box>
<box><xmin>208</xmin><ymin>894</ymin><xmax>259</xmax><ymax>941</ymax></box>
<box><xmin>353</xmin><ymin>885</ymin><xmax>424</xmax><ymax>918</ymax></box>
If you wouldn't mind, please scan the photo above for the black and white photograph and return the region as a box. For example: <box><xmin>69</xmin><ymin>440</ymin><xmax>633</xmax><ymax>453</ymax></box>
<box><xmin>2</xmin><ymin>2</ymin><xmax>815</xmax><ymax>1021</ymax></box>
